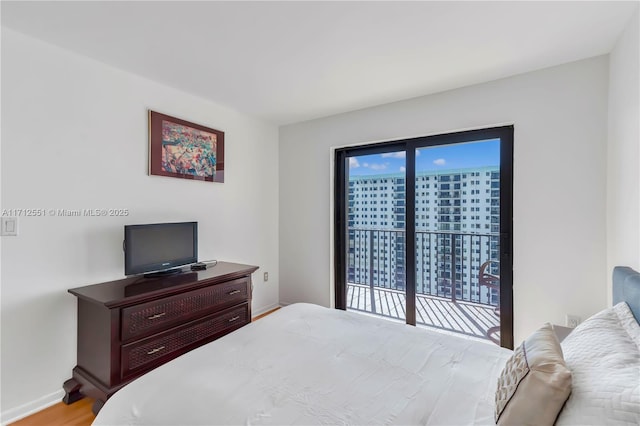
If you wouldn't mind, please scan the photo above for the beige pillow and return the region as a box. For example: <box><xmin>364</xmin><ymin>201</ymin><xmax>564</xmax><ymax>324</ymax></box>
<box><xmin>495</xmin><ymin>323</ymin><xmax>572</xmax><ymax>425</ymax></box>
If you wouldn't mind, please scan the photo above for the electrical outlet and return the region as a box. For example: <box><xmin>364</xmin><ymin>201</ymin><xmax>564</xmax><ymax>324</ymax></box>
<box><xmin>566</xmin><ymin>314</ymin><xmax>581</xmax><ymax>328</ymax></box>
<box><xmin>263</xmin><ymin>272</ymin><xmax>269</xmax><ymax>282</ymax></box>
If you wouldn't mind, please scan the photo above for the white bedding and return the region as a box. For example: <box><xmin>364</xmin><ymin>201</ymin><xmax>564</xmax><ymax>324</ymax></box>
<box><xmin>93</xmin><ymin>303</ymin><xmax>512</xmax><ymax>425</ymax></box>
<box><xmin>556</xmin><ymin>302</ymin><xmax>640</xmax><ymax>425</ymax></box>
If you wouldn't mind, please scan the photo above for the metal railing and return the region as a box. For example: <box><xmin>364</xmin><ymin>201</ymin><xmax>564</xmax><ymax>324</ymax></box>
<box><xmin>347</xmin><ymin>229</ymin><xmax>500</xmax><ymax>307</ymax></box>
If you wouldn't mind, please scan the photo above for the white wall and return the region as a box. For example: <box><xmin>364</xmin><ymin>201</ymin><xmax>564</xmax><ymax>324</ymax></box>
<box><xmin>0</xmin><ymin>21</ymin><xmax>4</xmax><ymax>426</ymax></box>
<box><xmin>280</xmin><ymin>56</ymin><xmax>610</xmax><ymax>346</ymax></box>
<box><xmin>0</xmin><ymin>29</ymin><xmax>279</xmax><ymax>422</ymax></box>
<box><xmin>607</xmin><ymin>8</ymin><xmax>640</xmax><ymax>305</ymax></box>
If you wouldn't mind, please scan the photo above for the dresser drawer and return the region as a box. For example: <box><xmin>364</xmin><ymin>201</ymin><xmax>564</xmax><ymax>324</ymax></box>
<box><xmin>121</xmin><ymin>303</ymin><xmax>249</xmax><ymax>380</ymax></box>
<box><xmin>121</xmin><ymin>278</ymin><xmax>249</xmax><ymax>341</ymax></box>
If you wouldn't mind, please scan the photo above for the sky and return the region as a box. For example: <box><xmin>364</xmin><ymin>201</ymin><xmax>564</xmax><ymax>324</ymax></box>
<box><xmin>348</xmin><ymin>138</ymin><xmax>500</xmax><ymax>176</ymax></box>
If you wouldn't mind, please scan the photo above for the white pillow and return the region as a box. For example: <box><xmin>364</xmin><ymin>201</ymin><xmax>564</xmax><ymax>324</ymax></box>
<box><xmin>555</xmin><ymin>302</ymin><xmax>640</xmax><ymax>425</ymax></box>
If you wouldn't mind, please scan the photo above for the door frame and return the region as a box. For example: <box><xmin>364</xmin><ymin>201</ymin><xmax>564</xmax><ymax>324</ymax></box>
<box><xmin>334</xmin><ymin>126</ymin><xmax>514</xmax><ymax>349</ymax></box>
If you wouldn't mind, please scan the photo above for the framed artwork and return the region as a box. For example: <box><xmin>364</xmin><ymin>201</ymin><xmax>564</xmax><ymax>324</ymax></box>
<box><xmin>148</xmin><ymin>110</ymin><xmax>224</xmax><ymax>183</ymax></box>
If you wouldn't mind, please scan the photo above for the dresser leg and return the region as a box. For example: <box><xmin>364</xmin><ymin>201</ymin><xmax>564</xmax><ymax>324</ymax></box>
<box><xmin>92</xmin><ymin>398</ymin><xmax>106</xmax><ymax>415</ymax></box>
<box><xmin>62</xmin><ymin>378</ymin><xmax>84</xmax><ymax>404</ymax></box>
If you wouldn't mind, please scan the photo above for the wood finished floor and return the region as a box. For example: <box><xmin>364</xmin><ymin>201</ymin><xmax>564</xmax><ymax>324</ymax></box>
<box><xmin>9</xmin><ymin>398</ymin><xmax>95</xmax><ymax>426</ymax></box>
<box><xmin>9</xmin><ymin>307</ymin><xmax>282</xmax><ymax>426</ymax></box>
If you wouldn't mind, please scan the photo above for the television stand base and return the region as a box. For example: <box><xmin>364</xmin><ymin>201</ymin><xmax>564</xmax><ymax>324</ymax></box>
<box><xmin>143</xmin><ymin>268</ymin><xmax>183</xmax><ymax>278</ymax></box>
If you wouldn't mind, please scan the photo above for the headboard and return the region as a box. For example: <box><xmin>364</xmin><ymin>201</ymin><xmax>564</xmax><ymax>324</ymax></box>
<box><xmin>613</xmin><ymin>266</ymin><xmax>640</xmax><ymax>322</ymax></box>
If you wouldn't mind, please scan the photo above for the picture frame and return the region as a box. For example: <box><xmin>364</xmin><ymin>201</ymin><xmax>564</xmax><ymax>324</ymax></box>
<box><xmin>148</xmin><ymin>110</ymin><xmax>224</xmax><ymax>183</ymax></box>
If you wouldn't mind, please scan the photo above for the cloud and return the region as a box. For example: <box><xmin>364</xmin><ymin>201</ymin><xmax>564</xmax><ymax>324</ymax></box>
<box><xmin>355</xmin><ymin>161</ymin><xmax>390</xmax><ymax>171</ymax></box>
<box><xmin>433</xmin><ymin>158</ymin><xmax>446</xmax><ymax>166</ymax></box>
<box><xmin>400</xmin><ymin>166</ymin><xmax>406</xmax><ymax>172</ymax></box>
<box><xmin>381</xmin><ymin>152</ymin><xmax>405</xmax><ymax>159</ymax></box>
<box><xmin>369</xmin><ymin>163</ymin><xmax>389</xmax><ymax>171</ymax></box>
<box><xmin>380</xmin><ymin>151</ymin><xmax>419</xmax><ymax>158</ymax></box>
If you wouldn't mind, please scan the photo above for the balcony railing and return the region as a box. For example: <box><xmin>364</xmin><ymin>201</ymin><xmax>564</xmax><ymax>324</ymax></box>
<box><xmin>347</xmin><ymin>283</ymin><xmax>500</xmax><ymax>343</ymax></box>
<box><xmin>347</xmin><ymin>228</ymin><xmax>501</xmax><ymax>342</ymax></box>
<box><xmin>347</xmin><ymin>228</ymin><xmax>500</xmax><ymax>305</ymax></box>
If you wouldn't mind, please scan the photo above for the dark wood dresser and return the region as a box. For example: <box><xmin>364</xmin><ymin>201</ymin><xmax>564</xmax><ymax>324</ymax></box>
<box><xmin>62</xmin><ymin>261</ymin><xmax>259</xmax><ymax>414</ymax></box>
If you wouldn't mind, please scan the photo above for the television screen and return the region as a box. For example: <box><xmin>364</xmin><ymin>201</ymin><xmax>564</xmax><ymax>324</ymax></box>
<box><xmin>124</xmin><ymin>222</ymin><xmax>197</xmax><ymax>276</ymax></box>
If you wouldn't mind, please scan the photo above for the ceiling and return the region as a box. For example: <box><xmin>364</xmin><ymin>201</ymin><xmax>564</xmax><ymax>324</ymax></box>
<box><xmin>2</xmin><ymin>1</ymin><xmax>638</xmax><ymax>125</ymax></box>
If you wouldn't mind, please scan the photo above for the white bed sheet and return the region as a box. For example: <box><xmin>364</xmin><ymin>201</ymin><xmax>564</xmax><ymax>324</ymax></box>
<box><xmin>93</xmin><ymin>303</ymin><xmax>511</xmax><ymax>425</ymax></box>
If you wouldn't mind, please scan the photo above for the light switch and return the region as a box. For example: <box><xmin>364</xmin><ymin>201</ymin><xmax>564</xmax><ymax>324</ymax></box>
<box><xmin>1</xmin><ymin>217</ymin><xmax>18</xmax><ymax>236</ymax></box>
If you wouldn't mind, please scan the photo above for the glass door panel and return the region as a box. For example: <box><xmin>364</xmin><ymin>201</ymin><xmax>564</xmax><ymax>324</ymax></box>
<box><xmin>414</xmin><ymin>139</ymin><xmax>502</xmax><ymax>343</ymax></box>
<box><xmin>346</xmin><ymin>151</ymin><xmax>406</xmax><ymax>322</ymax></box>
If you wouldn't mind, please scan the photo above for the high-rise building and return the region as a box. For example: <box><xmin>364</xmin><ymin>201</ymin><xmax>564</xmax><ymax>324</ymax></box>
<box><xmin>347</xmin><ymin>166</ymin><xmax>500</xmax><ymax>306</ymax></box>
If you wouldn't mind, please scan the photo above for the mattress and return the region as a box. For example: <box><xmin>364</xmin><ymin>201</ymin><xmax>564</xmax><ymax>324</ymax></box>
<box><xmin>93</xmin><ymin>303</ymin><xmax>511</xmax><ymax>425</ymax></box>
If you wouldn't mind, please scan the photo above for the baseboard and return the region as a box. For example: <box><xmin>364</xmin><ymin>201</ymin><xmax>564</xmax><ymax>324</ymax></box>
<box><xmin>1</xmin><ymin>389</ymin><xmax>64</xmax><ymax>425</ymax></box>
<box><xmin>252</xmin><ymin>302</ymin><xmax>281</xmax><ymax>319</ymax></box>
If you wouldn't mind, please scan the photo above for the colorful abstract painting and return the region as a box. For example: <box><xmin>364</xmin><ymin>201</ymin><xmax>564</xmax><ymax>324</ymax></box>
<box><xmin>161</xmin><ymin>121</ymin><xmax>217</xmax><ymax>178</ymax></box>
<box><xmin>149</xmin><ymin>111</ymin><xmax>224</xmax><ymax>183</ymax></box>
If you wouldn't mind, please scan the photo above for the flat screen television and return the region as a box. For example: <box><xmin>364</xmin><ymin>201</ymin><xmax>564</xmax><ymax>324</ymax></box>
<box><xmin>124</xmin><ymin>222</ymin><xmax>198</xmax><ymax>276</ymax></box>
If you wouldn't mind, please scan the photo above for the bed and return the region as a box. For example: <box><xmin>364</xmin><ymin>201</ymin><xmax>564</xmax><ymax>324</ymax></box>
<box><xmin>93</xmin><ymin>267</ymin><xmax>640</xmax><ymax>425</ymax></box>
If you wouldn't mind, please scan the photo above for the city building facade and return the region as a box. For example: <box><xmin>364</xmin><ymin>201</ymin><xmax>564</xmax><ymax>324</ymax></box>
<box><xmin>347</xmin><ymin>166</ymin><xmax>500</xmax><ymax>306</ymax></box>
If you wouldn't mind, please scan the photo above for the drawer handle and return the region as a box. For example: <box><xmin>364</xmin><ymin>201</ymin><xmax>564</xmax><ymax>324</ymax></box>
<box><xmin>228</xmin><ymin>290</ymin><xmax>241</xmax><ymax>295</ymax></box>
<box><xmin>147</xmin><ymin>346</ymin><xmax>165</xmax><ymax>355</ymax></box>
<box><xmin>228</xmin><ymin>316</ymin><xmax>241</xmax><ymax>323</ymax></box>
<box><xmin>147</xmin><ymin>312</ymin><xmax>166</xmax><ymax>320</ymax></box>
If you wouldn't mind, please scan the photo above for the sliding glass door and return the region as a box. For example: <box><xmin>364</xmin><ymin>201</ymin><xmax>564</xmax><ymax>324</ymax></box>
<box><xmin>335</xmin><ymin>126</ymin><xmax>513</xmax><ymax>348</ymax></box>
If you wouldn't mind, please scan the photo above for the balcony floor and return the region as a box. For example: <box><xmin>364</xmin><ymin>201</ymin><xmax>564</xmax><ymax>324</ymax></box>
<box><xmin>347</xmin><ymin>283</ymin><xmax>500</xmax><ymax>344</ymax></box>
